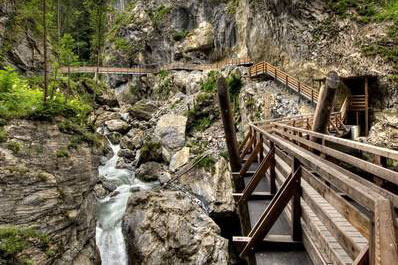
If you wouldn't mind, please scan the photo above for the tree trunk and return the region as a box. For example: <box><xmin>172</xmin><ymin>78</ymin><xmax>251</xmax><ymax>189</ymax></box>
<box><xmin>43</xmin><ymin>0</ymin><xmax>48</xmax><ymax>103</ymax></box>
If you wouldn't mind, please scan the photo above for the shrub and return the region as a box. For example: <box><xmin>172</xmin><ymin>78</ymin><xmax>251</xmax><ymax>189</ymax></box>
<box><xmin>56</xmin><ymin>148</ymin><xmax>69</xmax><ymax>158</ymax></box>
<box><xmin>7</xmin><ymin>141</ymin><xmax>21</xmax><ymax>154</ymax></box>
<box><xmin>0</xmin><ymin>226</ymin><xmax>49</xmax><ymax>264</ymax></box>
<box><xmin>172</xmin><ymin>31</ymin><xmax>189</xmax><ymax>41</ymax></box>
<box><xmin>200</xmin><ymin>71</ymin><xmax>220</xmax><ymax>93</ymax></box>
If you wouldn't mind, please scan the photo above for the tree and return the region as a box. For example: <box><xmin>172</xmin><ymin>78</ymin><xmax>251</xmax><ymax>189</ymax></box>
<box><xmin>43</xmin><ymin>0</ymin><xmax>49</xmax><ymax>103</ymax></box>
<box><xmin>59</xmin><ymin>33</ymin><xmax>78</xmax><ymax>100</ymax></box>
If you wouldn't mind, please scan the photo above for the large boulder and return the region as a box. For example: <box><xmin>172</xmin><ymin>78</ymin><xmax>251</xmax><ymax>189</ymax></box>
<box><xmin>136</xmin><ymin>162</ymin><xmax>166</xmax><ymax>182</ymax></box>
<box><xmin>122</xmin><ymin>191</ymin><xmax>229</xmax><ymax>265</ymax></box>
<box><xmin>105</xmin><ymin>119</ymin><xmax>130</xmax><ymax>133</ymax></box>
<box><xmin>155</xmin><ymin>114</ymin><xmax>187</xmax><ymax>161</ymax></box>
<box><xmin>178</xmin><ymin>158</ymin><xmax>235</xmax><ymax>217</ymax></box>
<box><xmin>169</xmin><ymin>147</ymin><xmax>190</xmax><ymax>172</ymax></box>
<box><xmin>128</xmin><ymin>100</ymin><xmax>157</xmax><ymax>121</ymax></box>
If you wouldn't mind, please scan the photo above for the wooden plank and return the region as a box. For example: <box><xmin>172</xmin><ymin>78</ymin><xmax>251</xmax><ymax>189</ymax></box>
<box><xmin>240</xmin><ymin>135</ymin><xmax>254</xmax><ymax>160</ymax></box>
<box><xmin>292</xmin><ymin>157</ymin><xmax>302</xmax><ymax>241</ymax></box>
<box><xmin>301</xmin><ymin>168</ymin><xmax>370</xmax><ymax>238</ymax></box>
<box><xmin>240</xmin><ymin>167</ymin><xmax>301</xmax><ymax>257</ymax></box>
<box><xmin>270</xmin><ymin>123</ymin><xmax>398</xmax><ymax>161</ymax></box>
<box><xmin>260</xmin><ymin>130</ymin><xmax>378</xmax><ymax>211</ymax></box>
<box><xmin>233</xmin><ymin>192</ymin><xmax>274</xmax><ymax>201</ymax></box>
<box><xmin>374</xmin><ymin>199</ymin><xmax>398</xmax><ymax>265</ymax></box>
<box><xmin>233</xmin><ymin>235</ymin><xmax>304</xmax><ymax>252</ymax></box>
<box><xmin>273</xmin><ymin>127</ymin><xmax>398</xmax><ymax>185</ymax></box>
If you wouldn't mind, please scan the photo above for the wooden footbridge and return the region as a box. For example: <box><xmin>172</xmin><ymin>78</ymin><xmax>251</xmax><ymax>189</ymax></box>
<box><xmin>215</xmin><ymin>65</ymin><xmax>398</xmax><ymax>265</ymax></box>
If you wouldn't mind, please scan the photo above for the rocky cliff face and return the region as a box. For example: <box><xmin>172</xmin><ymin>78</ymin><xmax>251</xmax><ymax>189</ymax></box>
<box><xmin>0</xmin><ymin>120</ymin><xmax>105</xmax><ymax>265</ymax></box>
<box><xmin>0</xmin><ymin>2</ymin><xmax>43</xmax><ymax>72</ymax></box>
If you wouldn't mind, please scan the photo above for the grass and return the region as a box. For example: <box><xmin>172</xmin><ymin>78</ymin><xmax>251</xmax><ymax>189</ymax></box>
<box><xmin>196</xmin><ymin>155</ymin><xmax>216</xmax><ymax>170</ymax></box>
<box><xmin>149</xmin><ymin>5</ymin><xmax>171</xmax><ymax>27</ymax></box>
<box><xmin>200</xmin><ymin>71</ymin><xmax>220</xmax><ymax>93</ymax></box>
<box><xmin>0</xmin><ymin>226</ymin><xmax>49</xmax><ymax>265</ymax></box>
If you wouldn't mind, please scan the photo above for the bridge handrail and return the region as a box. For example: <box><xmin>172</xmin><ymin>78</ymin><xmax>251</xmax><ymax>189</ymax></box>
<box><xmin>250</xmin><ymin>61</ymin><xmax>319</xmax><ymax>103</ymax></box>
<box><xmin>245</xmin><ymin>121</ymin><xmax>398</xmax><ymax>265</ymax></box>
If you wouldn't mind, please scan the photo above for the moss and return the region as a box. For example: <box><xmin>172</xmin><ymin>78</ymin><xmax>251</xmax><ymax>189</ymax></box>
<box><xmin>56</xmin><ymin>148</ymin><xmax>69</xmax><ymax>158</ymax></box>
<box><xmin>7</xmin><ymin>141</ymin><xmax>21</xmax><ymax>154</ymax></box>
<box><xmin>196</xmin><ymin>155</ymin><xmax>216</xmax><ymax>170</ymax></box>
<box><xmin>0</xmin><ymin>127</ymin><xmax>7</xmax><ymax>143</ymax></box>
<box><xmin>0</xmin><ymin>226</ymin><xmax>49</xmax><ymax>265</ymax></box>
<box><xmin>148</xmin><ymin>5</ymin><xmax>171</xmax><ymax>27</ymax></box>
<box><xmin>140</xmin><ymin>141</ymin><xmax>162</xmax><ymax>163</ymax></box>
<box><xmin>172</xmin><ymin>31</ymin><xmax>189</xmax><ymax>41</ymax></box>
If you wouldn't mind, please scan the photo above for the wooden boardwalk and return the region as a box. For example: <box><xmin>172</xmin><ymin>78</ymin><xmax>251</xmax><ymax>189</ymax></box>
<box><xmin>232</xmin><ymin>118</ymin><xmax>398</xmax><ymax>265</ymax></box>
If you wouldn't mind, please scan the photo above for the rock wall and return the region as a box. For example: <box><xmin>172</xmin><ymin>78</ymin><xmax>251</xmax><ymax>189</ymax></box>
<box><xmin>0</xmin><ymin>2</ymin><xmax>43</xmax><ymax>72</ymax></box>
<box><xmin>0</xmin><ymin>120</ymin><xmax>104</xmax><ymax>265</ymax></box>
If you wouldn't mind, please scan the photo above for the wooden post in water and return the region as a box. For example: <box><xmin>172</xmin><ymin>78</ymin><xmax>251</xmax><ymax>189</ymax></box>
<box><xmin>312</xmin><ymin>71</ymin><xmax>340</xmax><ymax>140</ymax></box>
<box><xmin>217</xmin><ymin>77</ymin><xmax>242</xmax><ymax>174</ymax></box>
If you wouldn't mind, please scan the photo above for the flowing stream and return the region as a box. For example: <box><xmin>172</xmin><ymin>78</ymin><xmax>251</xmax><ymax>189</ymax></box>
<box><xmin>95</xmin><ymin>141</ymin><xmax>152</xmax><ymax>265</ymax></box>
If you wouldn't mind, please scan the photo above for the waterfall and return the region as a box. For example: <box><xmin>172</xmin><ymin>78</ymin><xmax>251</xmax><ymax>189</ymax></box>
<box><xmin>95</xmin><ymin>141</ymin><xmax>151</xmax><ymax>265</ymax></box>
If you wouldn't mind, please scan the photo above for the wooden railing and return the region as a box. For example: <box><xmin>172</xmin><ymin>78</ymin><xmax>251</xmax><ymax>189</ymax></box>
<box><xmin>236</xmin><ymin>118</ymin><xmax>398</xmax><ymax>265</ymax></box>
<box><xmin>59</xmin><ymin>57</ymin><xmax>253</xmax><ymax>75</ymax></box>
<box><xmin>250</xmin><ymin>61</ymin><xmax>320</xmax><ymax>104</ymax></box>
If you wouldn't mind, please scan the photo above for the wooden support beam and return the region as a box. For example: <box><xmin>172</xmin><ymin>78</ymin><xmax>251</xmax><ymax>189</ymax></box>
<box><xmin>240</xmin><ymin>141</ymin><xmax>262</xmax><ymax>176</ymax></box>
<box><xmin>238</xmin><ymin>147</ymin><xmax>275</xmax><ymax>205</ymax></box>
<box><xmin>354</xmin><ymin>247</ymin><xmax>369</xmax><ymax>265</ymax></box>
<box><xmin>217</xmin><ymin>77</ymin><xmax>241</xmax><ymax>174</ymax></box>
<box><xmin>291</xmin><ymin>157</ymin><xmax>302</xmax><ymax>241</ymax></box>
<box><xmin>312</xmin><ymin>71</ymin><xmax>339</xmax><ymax>139</ymax></box>
<box><xmin>240</xmin><ymin>167</ymin><xmax>301</xmax><ymax>257</ymax></box>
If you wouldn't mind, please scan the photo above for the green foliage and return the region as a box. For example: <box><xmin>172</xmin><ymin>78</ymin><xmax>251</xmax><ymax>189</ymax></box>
<box><xmin>0</xmin><ymin>128</ymin><xmax>7</xmax><ymax>143</ymax></box>
<box><xmin>7</xmin><ymin>141</ymin><xmax>22</xmax><ymax>154</ymax></box>
<box><xmin>196</xmin><ymin>155</ymin><xmax>216</xmax><ymax>169</ymax></box>
<box><xmin>0</xmin><ymin>226</ymin><xmax>49</xmax><ymax>265</ymax></box>
<box><xmin>192</xmin><ymin>117</ymin><xmax>212</xmax><ymax>132</ymax></box>
<box><xmin>158</xmin><ymin>70</ymin><xmax>169</xmax><ymax>80</ymax></box>
<box><xmin>57</xmin><ymin>120</ymin><xmax>101</xmax><ymax>149</ymax></box>
<box><xmin>200</xmin><ymin>71</ymin><xmax>220</xmax><ymax>93</ymax></box>
<box><xmin>172</xmin><ymin>31</ymin><xmax>189</xmax><ymax>41</ymax></box>
<box><xmin>186</xmin><ymin>92</ymin><xmax>217</xmax><ymax>132</ymax></box>
<box><xmin>59</xmin><ymin>34</ymin><xmax>79</xmax><ymax>67</ymax></box>
<box><xmin>140</xmin><ymin>141</ymin><xmax>162</xmax><ymax>163</ymax></box>
<box><xmin>220</xmin><ymin>151</ymin><xmax>229</xmax><ymax>160</ymax></box>
<box><xmin>0</xmin><ymin>67</ymin><xmax>92</xmax><ymax>122</ymax></box>
<box><xmin>56</xmin><ymin>148</ymin><xmax>69</xmax><ymax>158</ymax></box>
<box><xmin>149</xmin><ymin>5</ymin><xmax>171</xmax><ymax>27</ymax></box>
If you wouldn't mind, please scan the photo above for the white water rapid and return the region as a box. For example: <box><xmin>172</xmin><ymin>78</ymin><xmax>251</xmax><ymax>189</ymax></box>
<box><xmin>95</xmin><ymin>142</ymin><xmax>152</xmax><ymax>265</ymax></box>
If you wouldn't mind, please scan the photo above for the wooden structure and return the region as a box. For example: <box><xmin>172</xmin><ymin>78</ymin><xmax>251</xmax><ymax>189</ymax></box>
<box><xmin>233</xmin><ymin>116</ymin><xmax>398</xmax><ymax>265</ymax></box>
<box><xmin>59</xmin><ymin>57</ymin><xmax>253</xmax><ymax>75</ymax></box>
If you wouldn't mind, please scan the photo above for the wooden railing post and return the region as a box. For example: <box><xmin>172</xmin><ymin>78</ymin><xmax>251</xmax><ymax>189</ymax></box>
<box><xmin>291</xmin><ymin>157</ymin><xmax>302</xmax><ymax>241</ymax></box>
<box><xmin>269</xmin><ymin>141</ymin><xmax>276</xmax><ymax>195</ymax></box>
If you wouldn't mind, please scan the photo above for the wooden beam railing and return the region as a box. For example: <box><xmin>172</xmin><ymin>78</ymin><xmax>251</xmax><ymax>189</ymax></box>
<box><xmin>243</xmin><ymin>121</ymin><xmax>398</xmax><ymax>265</ymax></box>
<box><xmin>249</xmin><ymin>61</ymin><xmax>319</xmax><ymax>104</ymax></box>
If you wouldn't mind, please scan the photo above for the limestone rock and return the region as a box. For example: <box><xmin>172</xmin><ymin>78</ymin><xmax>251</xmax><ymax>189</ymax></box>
<box><xmin>169</xmin><ymin>147</ymin><xmax>190</xmax><ymax>172</ymax></box>
<box><xmin>136</xmin><ymin>162</ymin><xmax>165</xmax><ymax>182</ymax></box>
<box><xmin>105</xmin><ymin>119</ymin><xmax>130</xmax><ymax>133</ymax></box>
<box><xmin>180</xmin><ymin>22</ymin><xmax>215</xmax><ymax>52</ymax></box>
<box><xmin>0</xmin><ymin>120</ymin><xmax>102</xmax><ymax>264</ymax></box>
<box><xmin>155</xmin><ymin>114</ymin><xmax>187</xmax><ymax>152</ymax></box>
<box><xmin>122</xmin><ymin>191</ymin><xmax>229</xmax><ymax>265</ymax></box>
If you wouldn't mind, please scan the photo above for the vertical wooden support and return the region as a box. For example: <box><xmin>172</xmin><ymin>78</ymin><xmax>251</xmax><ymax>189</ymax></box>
<box><xmin>275</xmin><ymin>68</ymin><xmax>277</xmax><ymax>80</ymax></box>
<box><xmin>291</xmin><ymin>157</ymin><xmax>302</xmax><ymax>241</ymax></box>
<box><xmin>356</xmin><ymin>111</ymin><xmax>359</xmax><ymax>126</ymax></box>
<box><xmin>298</xmin><ymin>82</ymin><xmax>301</xmax><ymax>103</ymax></box>
<box><xmin>312</xmin><ymin>71</ymin><xmax>340</xmax><ymax>142</ymax></box>
<box><xmin>365</xmin><ymin>77</ymin><xmax>369</xmax><ymax>137</ymax></box>
<box><xmin>269</xmin><ymin>141</ymin><xmax>276</xmax><ymax>195</ymax></box>
<box><xmin>217</xmin><ymin>77</ymin><xmax>241</xmax><ymax>174</ymax></box>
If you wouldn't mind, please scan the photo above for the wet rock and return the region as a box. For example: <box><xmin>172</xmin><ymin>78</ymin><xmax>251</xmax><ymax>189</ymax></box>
<box><xmin>105</xmin><ymin>119</ymin><xmax>130</xmax><ymax>133</ymax></box>
<box><xmin>136</xmin><ymin>162</ymin><xmax>164</xmax><ymax>182</ymax></box>
<box><xmin>120</xmin><ymin>129</ymin><xmax>145</xmax><ymax>151</ymax></box>
<box><xmin>118</xmin><ymin>149</ymin><xmax>136</xmax><ymax>160</ymax></box>
<box><xmin>136</xmin><ymin>141</ymin><xmax>163</xmax><ymax>166</ymax></box>
<box><xmin>122</xmin><ymin>190</ymin><xmax>229</xmax><ymax>265</ymax></box>
<box><xmin>128</xmin><ymin>100</ymin><xmax>157</xmax><ymax>121</ymax></box>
